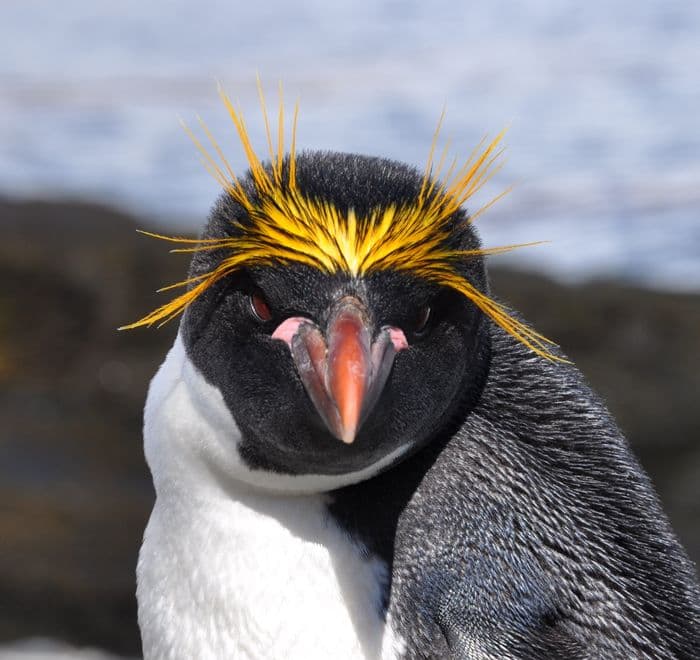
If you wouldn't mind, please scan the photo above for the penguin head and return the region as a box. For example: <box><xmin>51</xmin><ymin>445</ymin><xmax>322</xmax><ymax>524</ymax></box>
<box><xmin>178</xmin><ymin>151</ymin><xmax>491</xmax><ymax>477</ymax></box>
<box><xmin>125</xmin><ymin>88</ymin><xmax>558</xmax><ymax>487</ymax></box>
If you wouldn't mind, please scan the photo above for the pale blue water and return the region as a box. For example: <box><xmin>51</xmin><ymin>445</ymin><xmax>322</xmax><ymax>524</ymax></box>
<box><xmin>1</xmin><ymin>0</ymin><xmax>699</xmax><ymax>289</ymax></box>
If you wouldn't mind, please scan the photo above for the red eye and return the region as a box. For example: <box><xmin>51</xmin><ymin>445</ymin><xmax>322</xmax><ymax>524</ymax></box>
<box><xmin>413</xmin><ymin>305</ymin><xmax>431</xmax><ymax>335</ymax></box>
<box><xmin>250</xmin><ymin>291</ymin><xmax>273</xmax><ymax>321</ymax></box>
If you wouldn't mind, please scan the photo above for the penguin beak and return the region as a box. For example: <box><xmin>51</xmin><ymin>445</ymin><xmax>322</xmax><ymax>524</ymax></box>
<box><xmin>272</xmin><ymin>297</ymin><xmax>407</xmax><ymax>444</ymax></box>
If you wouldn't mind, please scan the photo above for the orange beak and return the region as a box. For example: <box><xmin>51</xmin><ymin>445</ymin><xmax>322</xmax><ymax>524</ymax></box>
<box><xmin>281</xmin><ymin>296</ymin><xmax>406</xmax><ymax>444</ymax></box>
<box><xmin>325</xmin><ymin>299</ymin><xmax>372</xmax><ymax>443</ymax></box>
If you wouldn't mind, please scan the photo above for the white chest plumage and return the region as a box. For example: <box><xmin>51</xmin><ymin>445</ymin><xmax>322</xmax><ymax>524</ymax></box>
<box><xmin>137</xmin><ymin>335</ymin><xmax>407</xmax><ymax>660</ymax></box>
<box><xmin>138</xmin><ymin>482</ymin><xmax>391</xmax><ymax>659</ymax></box>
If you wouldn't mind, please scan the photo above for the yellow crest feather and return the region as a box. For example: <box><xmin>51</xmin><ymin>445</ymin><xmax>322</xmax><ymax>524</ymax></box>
<box><xmin>121</xmin><ymin>82</ymin><xmax>564</xmax><ymax>362</ymax></box>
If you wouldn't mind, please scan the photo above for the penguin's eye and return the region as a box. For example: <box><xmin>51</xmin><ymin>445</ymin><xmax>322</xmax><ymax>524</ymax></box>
<box><xmin>250</xmin><ymin>291</ymin><xmax>273</xmax><ymax>322</ymax></box>
<box><xmin>412</xmin><ymin>305</ymin><xmax>432</xmax><ymax>336</ymax></box>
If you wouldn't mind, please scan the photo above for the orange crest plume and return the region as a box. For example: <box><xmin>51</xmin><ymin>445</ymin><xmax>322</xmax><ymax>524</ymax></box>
<box><xmin>121</xmin><ymin>81</ymin><xmax>563</xmax><ymax>361</ymax></box>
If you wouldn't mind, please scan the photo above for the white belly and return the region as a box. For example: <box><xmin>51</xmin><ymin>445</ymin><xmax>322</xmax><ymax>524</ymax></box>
<box><xmin>138</xmin><ymin>489</ymin><xmax>395</xmax><ymax>660</ymax></box>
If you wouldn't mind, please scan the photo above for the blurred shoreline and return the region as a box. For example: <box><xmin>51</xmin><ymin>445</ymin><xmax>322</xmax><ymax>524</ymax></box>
<box><xmin>1</xmin><ymin>197</ymin><xmax>698</xmax><ymax>656</ymax></box>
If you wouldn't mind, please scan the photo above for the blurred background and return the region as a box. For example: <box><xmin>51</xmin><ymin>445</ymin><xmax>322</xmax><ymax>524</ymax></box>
<box><xmin>1</xmin><ymin>0</ymin><xmax>699</xmax><ymax>657</ymax></box>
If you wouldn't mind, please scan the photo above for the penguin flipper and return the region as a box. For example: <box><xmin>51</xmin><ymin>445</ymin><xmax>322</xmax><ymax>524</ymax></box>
<box><xmin>426</xmin><ymin>575</ymin><xmax>589</xmax><ymax>660</ymax></box>
<box><xmin>437</xmin><ymin>614</ymin><xmax>589</xmax><ymax>660</ymax></box>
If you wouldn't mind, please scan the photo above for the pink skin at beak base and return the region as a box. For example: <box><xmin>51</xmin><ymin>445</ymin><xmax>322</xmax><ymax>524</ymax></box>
<box><xmin>272</xmin><ymin>317</ymin><xmax>408</xmax><ymax>352</ymax></box>
<box><xmin>271</xmin><ymin>317</ymin><xmax>308</xmax><ymax>345</ymax></box>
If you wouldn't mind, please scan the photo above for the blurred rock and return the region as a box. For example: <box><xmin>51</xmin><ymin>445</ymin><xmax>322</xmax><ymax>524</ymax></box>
<box><xmin>0</xmin><ymin>197</ymin><xmax>698</xmax><ymax>656</ymax></box>
<box><xmin>0</xmin><ymin>198</ymin><xmax>179</xmax><ymax>655</ymax></box>
<box><xmin>0</xmin><ymin>637</ymin><xmax>134</xmax><ymax>659</ymax></box>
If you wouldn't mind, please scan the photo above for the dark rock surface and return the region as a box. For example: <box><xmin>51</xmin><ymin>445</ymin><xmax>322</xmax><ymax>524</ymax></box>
<box><xmin>1</xmin><ymin>198</ymin><xmax>698</xmax><ymax>655</ymax></box>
